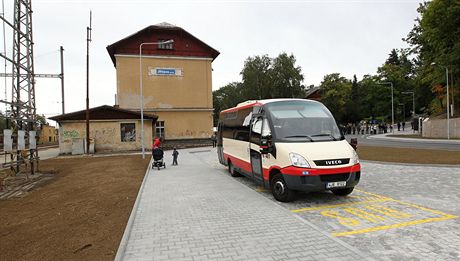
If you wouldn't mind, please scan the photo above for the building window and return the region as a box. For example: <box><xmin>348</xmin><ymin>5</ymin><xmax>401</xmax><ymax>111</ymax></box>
<box><xmin>121</xmin><ymin>123</ymin><xmax>136</xmax><ymax>142</ymax></box>
<box><xmin>155</xmin><ymin>121</ymin><xmax>165</xmax><ymax>138</ymax></box>
<box><xmin>158</xmin><ymin>39</ymin><xmax>173</xmax><ymax>50</ymax></box>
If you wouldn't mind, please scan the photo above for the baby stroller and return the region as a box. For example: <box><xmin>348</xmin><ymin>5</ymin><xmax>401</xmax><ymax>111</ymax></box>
<box><xmin>152</xmin><ymin>147</ymin><xmax>166</xmax><ymax>170</ymax></box>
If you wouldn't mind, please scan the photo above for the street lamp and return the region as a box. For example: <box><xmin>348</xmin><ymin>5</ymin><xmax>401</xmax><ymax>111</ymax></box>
<box><xmin>401</xmin><ymin>91</ymin><xmax>415</xmax><ymax>117</ymax></box>
<box><xmin>377</xmin><ymin>82</ymin><xmax>394</xmax><ymax>134</ymax></box>
<box><xmin>139</xmin><ymin>39</ymin><xmax>174</xmax><ymax>158</ymax></box>
<box><xmin>431</xmin><ymin>62</ymin><xmax>450</xmax><ymax>139</ymax></box>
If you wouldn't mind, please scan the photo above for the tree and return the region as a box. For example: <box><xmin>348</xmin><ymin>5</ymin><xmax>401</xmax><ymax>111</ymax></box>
<box><xmin>345</xmin><ymin>75</ymin><xmax>362</xmax><ymax>123</ymax></box>
<box><xmin>271</xmin><ymin>53</ymin><xmax>305</xmax><ymax>98</ymax></box>
<box><xmin>214</xmin><ymin>52</ymin><xmax>306</xmax><ymax>123</ymax></box>
<box><xmin>212</xmin><ymin>82</ymin><xmax>244</xmax><ymax>125</ymax></box>
<box><xmin>36</xmin><ymin>114</ymin><xmax>47</xmax><ymax>127</ymax></box>
<box><xmin>319</xmin><ymin>73</ymin><xmax>351</xmax><ymax>123</ymax></box>
<box><xmin>386</xmin><ymin>49</ymin><xmax>400</xmax><ymax>66</ymax></box>
<box><xmin>405</xmin><ymin>0</ymin><xmax>460</xmax><ymax>115</ymax></box>
<box><xmin>359</xmin><ymin>75</ymin><xmax>393</xmax><ymax>121</ymax></box>
<box><xmin>240</xmin><ymin>55</ymin><xmax>272</xmax><ymax>100</ymax></box>
<box><xmin>377</xmin><ymin>48</ymin><xmax>416</xmax><ymax>119</ymax></box>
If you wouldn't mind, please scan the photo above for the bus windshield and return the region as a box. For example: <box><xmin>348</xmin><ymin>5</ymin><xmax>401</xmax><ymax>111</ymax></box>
<box><xmin>266</xmin><ymin>100</ymin><xmax>343</xmax><ymax>142</ymax></box>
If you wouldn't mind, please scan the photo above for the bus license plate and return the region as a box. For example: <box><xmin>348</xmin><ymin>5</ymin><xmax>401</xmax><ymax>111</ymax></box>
<box><xmin>326</xmin><ymin>181</ymin><xmax>346</xmax><ymax>189</ymax></box>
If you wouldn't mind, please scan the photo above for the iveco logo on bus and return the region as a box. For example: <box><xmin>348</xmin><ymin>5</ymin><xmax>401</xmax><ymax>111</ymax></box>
<box><xmin>325</xmin><ymin>160</ymin><xmax>342</xmax><ymax>165</ymax></box>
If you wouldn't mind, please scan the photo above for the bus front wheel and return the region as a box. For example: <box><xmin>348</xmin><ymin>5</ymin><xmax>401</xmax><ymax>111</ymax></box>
<box><xmin>271</xmin><ymin>174</ymin><xmax>294</xmax><ymax>202</ymax></box>
<box><xmin>332</xmin><ymin>187</ymin><xmax>354</xmax><ymax>196</ymax></box>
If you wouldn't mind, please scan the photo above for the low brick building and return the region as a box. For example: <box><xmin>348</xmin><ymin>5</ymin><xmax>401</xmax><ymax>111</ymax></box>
<box><xmin>49</xmin><ymin>105</ymin><xmax>157</xmax><ymax>154</ymax></box>
<box><xmin>38</xmin><ymin>125</ymin><xmax>58</xmax><ymax>144</ymax></box>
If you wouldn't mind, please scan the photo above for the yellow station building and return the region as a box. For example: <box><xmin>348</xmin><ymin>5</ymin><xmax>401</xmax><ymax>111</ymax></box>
<box><xmin>107</xmin><ymin>22</ymin><xmax>220</xmax><ymax>142</ymax></box>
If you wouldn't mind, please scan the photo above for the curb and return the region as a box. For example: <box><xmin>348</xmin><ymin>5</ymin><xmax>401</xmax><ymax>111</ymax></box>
<box><xmin>367</xmin><ymin>134</ymin><xmax>460</xmax><ymax>144</ymax></box>
<box><xmin>114</xmin><ymin>156</ymin><xmax>153</xmax><ymax>261</ymax></box>
<box><xmin>361</xmin><ymin>159</ymin><xmax>460</xmax><ymax>168</ymax></box>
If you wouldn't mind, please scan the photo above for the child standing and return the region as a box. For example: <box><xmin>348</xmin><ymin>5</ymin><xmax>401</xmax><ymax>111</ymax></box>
<box><xmin>172</xmin><ymin>148</ymin><xmax>179</xmax><ymax>165</ymax></box>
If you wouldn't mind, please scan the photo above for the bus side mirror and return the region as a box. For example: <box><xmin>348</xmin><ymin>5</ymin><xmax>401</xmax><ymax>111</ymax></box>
<box><xmin>260</xmin><ymin>136</ymin><xmax>272</xmax><ymax>154</ymax></box>
<box><xmin>349</xmin><ymin>138</ymin><xmax>358</xmax><ymax>151</ymax></box>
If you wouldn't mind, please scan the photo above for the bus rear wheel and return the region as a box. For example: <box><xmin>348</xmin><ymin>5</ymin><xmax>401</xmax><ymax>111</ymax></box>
<box><xmin>332</xmin><ymin>187</ymin><xmax>354</xmax><ymax>196</ymax></box>
<box><xmin>228</xmin><ymin>162</ymin><xmax>240</xmax><ymax>177</ymax></box>
<box><xmin>271</xmin><ymin>174</ymin><xmax>294</xmax><ymax>202</ymax></box>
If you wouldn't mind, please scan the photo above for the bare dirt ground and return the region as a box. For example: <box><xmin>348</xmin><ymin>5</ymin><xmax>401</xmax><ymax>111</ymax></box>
<box><xmin>358</xmin><ymin>145</ymin><xmax>460</xmax><ymax>165</ymax></box>
<box><xmin>0</xmin><ymin>155</ymin><xmax>149</xmax><ymax>261</ymax></box>
<box><xmin>0</xmin><ymin>146</ymin><xmax>458</xmax><ymax>261</ymax></box>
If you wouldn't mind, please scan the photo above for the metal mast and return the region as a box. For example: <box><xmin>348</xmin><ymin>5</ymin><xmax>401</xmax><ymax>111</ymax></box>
<box><xmin>12</xmin><ymin>0</ymin><xmax>35</xmax><ymax>130</ymax></box>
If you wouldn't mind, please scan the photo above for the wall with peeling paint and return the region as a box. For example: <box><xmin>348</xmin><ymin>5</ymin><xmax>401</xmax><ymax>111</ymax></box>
<box><xmin>116</xmin><ymin>55</ymin><xmax>213</xmax><ymax>140</ymax></box>
<box><xmin>153</xmin><ymin>111</ymin><xmax>213</xmax><ymax>139</ymax></box>
<box><xmin>58</xmin><ymin>120</ymin><xmax>154</xmax><ymax>153</ymax></box>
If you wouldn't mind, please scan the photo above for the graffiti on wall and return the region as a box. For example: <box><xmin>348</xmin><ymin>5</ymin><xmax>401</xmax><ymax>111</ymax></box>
<box><xmin>63</xmin><ymin>130</ymin><xmax>80</xmax><ymax>138</ymax></box>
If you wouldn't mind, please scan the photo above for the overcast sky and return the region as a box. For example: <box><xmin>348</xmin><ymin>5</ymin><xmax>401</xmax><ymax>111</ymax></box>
<box><xmin>0</xmin><ymin>0</ymin><xmax>423</xmax><ymax>123</ymax></box>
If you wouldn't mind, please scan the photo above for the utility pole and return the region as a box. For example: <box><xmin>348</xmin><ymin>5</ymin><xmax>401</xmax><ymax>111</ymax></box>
<box><xmin>86</xmin><ymin>11</ymin><xmax>92</xmax><ymax>154</ymax></box>
<box><xmin>60</xmin><ymin>46</ymin><xmax>65</xmax><ymax>114</ymax></box>
<box><xmin>0</xmin><ymin>0</ymin><xmax>38</xmax><ymax>174</ymax></box>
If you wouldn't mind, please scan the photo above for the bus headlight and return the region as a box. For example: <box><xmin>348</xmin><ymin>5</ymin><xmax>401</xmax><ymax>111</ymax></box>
<box><xmin>289</xmin><ymin>153</ymin><xmax>310</xmax><ymax>168</ymax></box>
<box><xmin>351</xmin><ymin>150</ymin><xmax>360</xmax><ymax>165</ymax></box>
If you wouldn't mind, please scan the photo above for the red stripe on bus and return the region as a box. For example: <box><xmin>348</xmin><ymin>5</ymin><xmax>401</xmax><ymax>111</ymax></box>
<box><xmin>280</xmin><ymin>164</ymin><xmax>361</xmax><ymax>176</ymax></box>
<box><xmin>224</xmin><ymin>153</ymin><xmax>252</xmax><ymax>173</ymax></box>
<box><xmin>220</xmin><ymin>102</ymin><xmax>262</xmax><ymax>114</ymax></box>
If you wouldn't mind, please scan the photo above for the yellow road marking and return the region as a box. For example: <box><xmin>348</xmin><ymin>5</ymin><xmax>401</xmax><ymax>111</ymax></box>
<box><xmin>291</xmin><ymin>189</ymin><xmax>458</xmax><ymax>236</ymax></box>
<box><xmin>354</xmin><ymin>189</ymin><xmax>392</xmax><ymax>200</ymax></box>
<box><xmin>320</xmin><ymin>210</ymin><xmax>360</xmax><ymax>226</ymax></box>
<box><xmin>364</xmin><ymin>205</ymin><xmax>411</xmax><ymax>218</ymax></box>
<box><xmin>348</xmin><ymin>195</ymin><xmax>372</xmax><ymax>199</ymax></box>
<box><xmin>333</xmin><ymin>214</ymin><xmax>458</xmax><ymax>237</ymax></box>
<box><xmin>389</xmin><ymin>199</ymin><xmax>452</xmax><ymax>216</ymax></box>
<box><xmin>291</xmin><ymin>198</ymin><xmax>390</xmax><ymax>212</ymax></box>
<box><xmin>343</xmin><ymin>208</ymin><xmax>386</xmax><ymax>222</ymax></box>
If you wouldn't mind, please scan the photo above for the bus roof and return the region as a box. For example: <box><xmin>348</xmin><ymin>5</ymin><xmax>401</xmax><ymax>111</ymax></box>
<box><xmin>220</xmin><ymin>98</ymin><xmax>317</xmax><ymax>114</ymax></box>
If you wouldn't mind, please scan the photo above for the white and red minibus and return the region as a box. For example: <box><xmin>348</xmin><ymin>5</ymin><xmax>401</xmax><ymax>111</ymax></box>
<box><xmin>217</xmin><ymin>99</ymin><xmax>361</xmax><ymax>202</ymax></box>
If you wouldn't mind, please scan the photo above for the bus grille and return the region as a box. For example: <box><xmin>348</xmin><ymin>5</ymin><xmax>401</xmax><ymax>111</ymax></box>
<box><xmin>319</xmin><ymin>173</ymin><xmax>350</xmax><ymax>182</ymax></box>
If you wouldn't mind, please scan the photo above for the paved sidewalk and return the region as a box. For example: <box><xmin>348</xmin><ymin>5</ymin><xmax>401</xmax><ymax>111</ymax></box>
<box><xmin>115</xmin><ymin>148</ymin><xmax>370</xmax><ymax>261</ymax></box>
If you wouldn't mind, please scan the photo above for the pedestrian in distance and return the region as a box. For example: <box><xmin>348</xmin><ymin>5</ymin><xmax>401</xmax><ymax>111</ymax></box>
<box><xmin>402</xmin><ymin>122</ymin><xmax>406</xmax><ymax>131</ymax></box>
<box><xmin>397</xmin><ymin>122</ymin><xmax>401</xmax><ymax>131</ymax></box>
<box><xmin>211</xmin><ymin>133</ymin><xmax>217</xmax><ymax>148</ymax></box>
<box><xmin>172</xmin><ymin>147</ymin><xmax>179</xmax><ymax>165</ymax></box>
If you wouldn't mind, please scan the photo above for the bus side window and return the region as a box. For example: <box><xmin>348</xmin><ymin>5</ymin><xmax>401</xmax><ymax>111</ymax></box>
<box><xmin>262</xmin><ymin>118</ymin><xmax>272</xmax><ymax>137</ymax></box>
<box><xmin>251</xmin><ymin>118</ymin><xmax>262</xmax><ymax>145</ymax></box>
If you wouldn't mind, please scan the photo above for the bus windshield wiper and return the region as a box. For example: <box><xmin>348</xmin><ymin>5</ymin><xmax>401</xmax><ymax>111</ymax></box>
<box><xmin>311</xmin><ymin>134</ymin><xmax>337</xmax><ymax>141</ymax></box>
<box><xmin>284</xmin><ymin>135</ymin><xmax>313</xmax><ymax>141</ymax></box>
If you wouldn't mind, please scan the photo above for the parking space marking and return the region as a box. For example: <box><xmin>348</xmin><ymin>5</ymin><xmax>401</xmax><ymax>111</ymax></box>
<box><xmin>363</xmin><ymin>205</ymin><xmax>411</xmax><ymax>218</ymax></box>
<box><xmin>332</xmin><ymin>215</ymin><xmax>457</xmax><ymax>237</ymax></box>
<box><xmin>291</xmin><ymin>197</ymin><xmax>389</xmax><ymax>212</ymax></box>
<box><xmin>320</xmin><ymin>210</ymin><xmax>360</xmax><ymax>226</ymax></box>
<box><xmin>291</xmin><ymin>189</ymin><xmax>458</xmax><ymax>237</ymax></box>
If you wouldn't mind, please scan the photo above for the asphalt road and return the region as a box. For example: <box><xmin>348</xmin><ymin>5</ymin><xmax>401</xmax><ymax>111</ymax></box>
<box><xmin>346</xmin><ymin>134</ymin><xmax>460</xmax><ymax>151</ymax></box>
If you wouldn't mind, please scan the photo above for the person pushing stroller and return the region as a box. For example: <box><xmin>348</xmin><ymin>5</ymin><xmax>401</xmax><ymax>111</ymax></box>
<box><xmin>151</xmin><ymin>138</ymin><xmax>166</xmax><ymax>170</ymax></box>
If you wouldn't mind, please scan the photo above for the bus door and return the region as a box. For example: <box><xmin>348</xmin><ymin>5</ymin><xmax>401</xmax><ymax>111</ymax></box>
<box><xmin>249</xmin><ymin>117</ymin><xmax>264</xmax><ymax>184</ymax></box>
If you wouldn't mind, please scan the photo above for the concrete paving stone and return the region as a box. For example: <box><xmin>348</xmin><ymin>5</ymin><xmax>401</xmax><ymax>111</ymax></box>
<box><xmin>115</xmin><ymin>149</ymin><xmax>372</xmax><ymax>261</ymax></box>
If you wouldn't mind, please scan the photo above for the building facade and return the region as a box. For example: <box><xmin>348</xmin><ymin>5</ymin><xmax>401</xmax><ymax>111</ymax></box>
<box><xmin>38</xmin><ymin>125</ymin><xmax>58</xmax><ymax>144</ymax></box>
<box><xmin>107</xmin><ymin>22</ymin><xmax>219</xmax><ymax>141</ymax></box>
<box><xmin>50</xmin><ymin>106</ymin><xmax>157</xmax><ymax>154</ymax></box>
